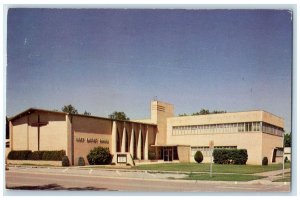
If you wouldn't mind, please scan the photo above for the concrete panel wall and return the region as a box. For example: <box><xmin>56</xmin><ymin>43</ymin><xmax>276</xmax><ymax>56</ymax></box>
<box><xmin>28</xmin><ymin>126</ymin><xmax>38</xmax><ymax>150</ymax></box>
<box><xmin>38</xmin><ymin>113</ymin><xmax>68</xmax><ymax>151</ymax></box>
<box><xmin>177</xmin><ymin>146</ymin><xmax>190</xmax><ymax>162</ymax></box>
<box><xmin>151</xmin><ymin>101</ymin><xmax>174</xmax><ymax>145</ymax></box>
<box><xmin>167</xmin><ymin>131</ymin><xmax>263</xmax><ymax>165</ymax></box>
<box><xmin>12</xmin><ymin>116</ymin><xmax>28</xmax><ymax>150</ymax></box>
<box><xmin>168</xmin><ymin>111</ymin><xmax>284</xmax><ymax>128</ymax></box>
<box><xmin>262</xmin><ymin>112</ymin><xmax>284</xmax><ymax>128</ymax></box>
<box><xmin>72</xmin><ymin>116</ymin><xmax>112</xmax><ymax>165</ymax></box>
<box><xmin>262</xmin><ymin>133</ymin><xmax>283</xmax><ymax>163</ymax></box>
<box><xmin>11</xmin><ymin>112</ymin><xmax>68</xmax><ymax>152</ymax></box>
<box><xmin>73</xmin><ymin>131</ymin><xmax>111</xmax><ymax>165</ymax></box>
<box><xmin>147</xmin><ymin>126</ymin><xmax>157</xmax><ymax>153</ymax></box>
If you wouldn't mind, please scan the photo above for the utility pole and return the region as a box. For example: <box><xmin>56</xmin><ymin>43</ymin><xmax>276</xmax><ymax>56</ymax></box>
<box><xmin>209</xmin><ymin>140</ymin><xmax>214</xmax><ymax>177</ymax></box>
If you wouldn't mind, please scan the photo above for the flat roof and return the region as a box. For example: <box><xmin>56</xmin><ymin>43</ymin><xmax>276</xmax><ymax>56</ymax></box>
<box><xmin>151</xmin><ymin>144</ymin><xmax>190</xmax><ymax>147</ymax></box>
<box><xmin>171</xmin><ymin>109</ymin><xmax>283</xmax><ymax>120</ymax></box>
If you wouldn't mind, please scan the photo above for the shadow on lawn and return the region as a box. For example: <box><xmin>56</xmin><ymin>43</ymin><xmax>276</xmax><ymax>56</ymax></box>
<box><xmin>6</xmin><ymin>183</ymin><xmax>116</xmax><ymax>191</ymax></box>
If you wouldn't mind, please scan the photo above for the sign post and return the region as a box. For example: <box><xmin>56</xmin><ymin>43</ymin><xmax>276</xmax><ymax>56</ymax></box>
<box><xmin>282</xmin><ymin>137</ymin><xmax>285</xmax><ymax>179</ymax></box>
<box><xmin>209</xmin><ymin>140</ymin><xmax>214</xmax><ymax>178</ymax></box>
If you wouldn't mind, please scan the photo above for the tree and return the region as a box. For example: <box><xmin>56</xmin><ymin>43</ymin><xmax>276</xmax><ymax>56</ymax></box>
<box><xmin>6</xmin><ymin>117</ymin><xmax>9</xmax><ymax>139</ymax></box>
<box><xmin>83</xmin><ymin>111</ymin><xmax>91</xmax><ymax>116</ymax></box>
<box><xmin>61</xmin><ymin>104</ymin><xmax>78</xmax><ymax>114</ymax></box>
<box><xmin>284</xmin><ymin>133</ymin><xmax>291</xmax><ymax>147</ymax></box>
<box><xmin>179</xmin><ymin>109</ymin><xmax>226</xmax><ymax>116</ymax></box>
<box><xmin>108</xmin><ymin>111</ymin><xmax>130</xmax><ymax>120</ymax></box>
<box><xmin>178</xmin><ymin>113</ymin><xmax>188</xmax><ymax>117</ymax></box>
<box><xmin>212</xmin><ymin>110</ymin><xmax>226</xmax><ymax>114</ymax></box>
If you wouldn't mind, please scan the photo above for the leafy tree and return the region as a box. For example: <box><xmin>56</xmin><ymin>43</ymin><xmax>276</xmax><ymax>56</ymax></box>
<box><xmin>179</xmin><ymin>109</ymin><xmax>226</xmax><ymax>116</ymax></box>
<box><xmin>6</xmin><ymin>117</ymin><xmax>9</xmax><ymax>139</ymax></box>
<box><xmin>178</xmin><ymin>113</ymin><xmax>188</xmax><ymax>117</ymax></box>
<box><xmin>108</xmin><ymin>111</ymin><xmax>130</xmax><ymax>120</ymax></box>
<box><xmin>62</xmin><ymin>104</ymin><xmax>78</xmax><ymax>114</ymax></box>
<box><xmin>83</xmin><ymin>111</ymin><xmax>91</xmax><ymax>116</ymax></box>
<box><xmin>284</xmin><ymin>133</ymin><xmax>291</xmax><ymax>147</ymax></box>
<box><xmin>212</xmin><ymin>110</ymin><xmax>226</xmax><ymax>114</ymax></box>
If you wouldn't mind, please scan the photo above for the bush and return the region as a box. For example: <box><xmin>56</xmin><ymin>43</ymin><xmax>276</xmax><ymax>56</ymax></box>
<box><xmin>28</xmin><ymin>151</ymin><xmax>47</xmax><ymax>160</ymax></box>
<box><xmin>284</xmin><ymin>156</ymin><xmax>289</xmax><ymax>163</ymax></box>
<box><xmin>7</xmin><ymin>150</ymin><xmax>32</xmax><ymax>160</ymax></box>
<box><xmin>42</xmin><ymin>150</ymin><xmax>66</xmax><ymax>161</ymax></box>
<box><xmin>7</xmin><ymin>150</ymin><xmax>66</xmax><ymax>161</ymax></box>
<box><xmin>62</xmin><ymin>156</ymin><xmax>70</xmax><ymax>167</ymax></box>
<box><xmin>262</xmin><ymin>157</ymin><xmax>268</xmax><ymax>165</ymax></box>
<box><xmin>87</xmin><ymin>147</ymin><xmax>112</xmax><ymax>165</ymax></box>
<box><xmin>194</xmin><ymin>151</ymin><xmax>204</xmax><ymax>163</ymax></box>
<box><xmin>148</xmin><ymin>151</ymin><xmax>156</xmax><ymax>160</ymax></box>
<box><xmin>78</xmin><ymin>157</ymin><xmax>85</xmax><ymax>166</ymax></box>
<box><xmin>213</xmin><ymin>149</ymin><xmax>248</xmax><ymax>165</ymax></box>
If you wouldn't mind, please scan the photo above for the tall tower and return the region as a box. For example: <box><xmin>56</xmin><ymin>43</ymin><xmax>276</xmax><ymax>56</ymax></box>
<box><xmin>151</xmin><ymin>100</ymin><xmax>174</xmax><ymax>145</ymax></box>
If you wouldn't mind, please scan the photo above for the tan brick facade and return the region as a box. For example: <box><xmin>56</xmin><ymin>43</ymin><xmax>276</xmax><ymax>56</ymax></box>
<box><xmin>8</xmin><ymin>101</ymin><xmax>284</xmax><ymax>166</ymax></box>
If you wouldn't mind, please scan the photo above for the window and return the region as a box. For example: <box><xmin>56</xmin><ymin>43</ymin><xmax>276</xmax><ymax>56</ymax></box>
<box><xmin>245</xmin><ymin>122</ymin><xmax>252</xmax><ymax>132</ymax></box>
<box><xmin>172</xmin><ymin>121</ymin><xmax>283</xmax><ymax>136</ymax></box>
<box><xmin>238</xmin><ymin>123</ymin><xmax>245</xmax><ymax>132</ymax></box>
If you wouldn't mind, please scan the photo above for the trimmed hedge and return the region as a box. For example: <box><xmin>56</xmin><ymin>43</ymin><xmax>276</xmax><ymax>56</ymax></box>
<box><xmin>8</xmin><ymin>150</ymin><xmax>32</xmax><ymax>160</ymax></box>
<box><xmin>28</xmin><ymin>151</ymin><xmax>47</xmax><ymax>160</ymax></box>
<box><xmin>213</xmin><ymin>149</ymin><xmax>248</xmax><ymax>165</ymax></box>
<box><xmin>7</xmin><ymin>150</ymin><xmax>66</xmax><ymax>161</ymax></box>
<box><xmin>194</xmin><ymin>151</ymin><xmax>204</xmax><ymax>163</ymax></box>
<box><xmin>42</xmin><ymin>150</ymin><xmax>65</xmax><ymax>161</ymax></box>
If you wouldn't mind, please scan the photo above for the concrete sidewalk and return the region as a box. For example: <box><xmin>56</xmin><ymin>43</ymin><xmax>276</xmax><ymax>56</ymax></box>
<box><xmin>251</xmin><ymin>168</ymin><xmax>291</xmax><ymax>182</ymax></box>
<box><xmin>6</xmin><ymin>165</ymin><xmax>291</xmax><ymax>186</ymax></box>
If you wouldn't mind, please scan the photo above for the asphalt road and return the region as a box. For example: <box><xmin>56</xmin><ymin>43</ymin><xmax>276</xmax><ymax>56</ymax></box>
<box><xmin>5</xmin><ymin>167</ymin><xmax>290</xmax><ymax>193</ymax></box>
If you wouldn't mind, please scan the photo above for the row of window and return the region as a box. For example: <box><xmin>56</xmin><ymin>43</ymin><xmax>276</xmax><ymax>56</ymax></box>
<box><xmin>172</xmin><ymin>122</ymin><xmax>283</xmax><ymax>137</ymax></box>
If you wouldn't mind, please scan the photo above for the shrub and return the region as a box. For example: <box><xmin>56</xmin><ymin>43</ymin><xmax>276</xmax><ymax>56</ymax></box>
<box><xmin>87</xmin><ymin>147</ymin><xmax>112</xmax><ymax>165</ymax></box>
<box><xmin>78</xmin><ymin>157</ymin><xmax>85</xmax><ymax>166</ymax></box>
<box><xmin>148</xmin><ymin>151</ymin><xmax>156</xmax><ymax>160</ymax></box>
<box><xmin>262</xmin><ymin>157</ymin><xmax>268</xmax><ymax>165</ymax></box>
<box><xmin>62</xmin><ymin>156</ymin><xmax>70</xmax><ymax>166</ymax></box>
<box><xmin>194</xmin><ymin>151</ymin><xmax>204</xmax><ymax>163</ymax></box>
<box><xmin>42</xmin><ymin>150</ymin><xmax>66</xmax><ymax>161</ymax></box>
<box><xmin>7</xmin><ymin>150</ymin><xmax>32</xmax><ymax>160</ymax></box>
<box><xmin>28</xmin><ymin>151</ymin><xmax>47</xmax><ymax>160</ymax></box>
<box><xmin>213</xmin><ymin>149</ymin><xmax>248</xmax><ymax>165</ymax></box>
<box><xmin>284</xmin><ymin>156</ymin><xmax>289</xmax><ymax>163</ymax></box>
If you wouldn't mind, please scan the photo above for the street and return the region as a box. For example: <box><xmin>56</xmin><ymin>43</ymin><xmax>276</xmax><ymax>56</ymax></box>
<box><xmin>5</xmin><ymin>166</ymin><xmax>290</xmax><ymax>192</ymax></box>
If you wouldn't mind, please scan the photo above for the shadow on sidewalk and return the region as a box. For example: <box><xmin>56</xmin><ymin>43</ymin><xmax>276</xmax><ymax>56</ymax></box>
<box><xmin>6</xmin><ymin>183</ymin><xmax>117</xmax><ymax>191</ymax></box>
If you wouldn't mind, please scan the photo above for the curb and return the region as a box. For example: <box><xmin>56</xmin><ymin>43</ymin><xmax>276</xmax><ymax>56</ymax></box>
<box><xmin>7</xmin><ymin>165</ymin><xmax>290</xmax><ymax>185</ymax></box>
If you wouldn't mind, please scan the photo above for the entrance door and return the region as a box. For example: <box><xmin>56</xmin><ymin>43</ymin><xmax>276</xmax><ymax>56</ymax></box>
<box><xmin>163</xmin><ymin>147</ymin><xmax>173</xmax><ymax>161</ymax></box>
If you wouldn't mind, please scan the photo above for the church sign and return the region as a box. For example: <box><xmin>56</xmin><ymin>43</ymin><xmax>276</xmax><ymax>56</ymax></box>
<box><xmin>75</xmin><ymin>137</ymin><xmax>109</xmax><ymax>144</ymax></box>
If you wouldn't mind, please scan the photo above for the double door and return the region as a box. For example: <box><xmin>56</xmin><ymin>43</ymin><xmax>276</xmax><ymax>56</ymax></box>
<box><xmin>163</xmin><ymin>147</ymin><xmax>173</xmax><ymax>161</ymax></box>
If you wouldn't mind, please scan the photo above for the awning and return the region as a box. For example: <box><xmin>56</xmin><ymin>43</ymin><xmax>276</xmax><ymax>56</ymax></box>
<box><xmin>151</xmin><ymin>144</ymin><xmax>190</xmax><ymax>147</ymax></box>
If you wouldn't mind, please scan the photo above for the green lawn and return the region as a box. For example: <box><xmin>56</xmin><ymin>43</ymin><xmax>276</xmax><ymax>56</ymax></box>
<box><xmin>133</xmin><ymin>163</ymin><xmax>290</xmax><ymax>174</ymax></box>
<box><xmin>182</xmin><ymin>173</ymin><xmax>265</xmax><ymax>181</ymax></box>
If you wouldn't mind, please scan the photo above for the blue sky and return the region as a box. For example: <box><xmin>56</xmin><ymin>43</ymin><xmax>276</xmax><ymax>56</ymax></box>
<box><xmin>6</xmin><ymin>9</ymin><xmax>292</xmax><ymax>132</ymax></box>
